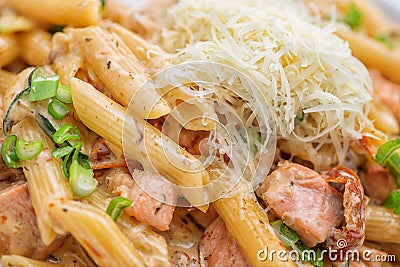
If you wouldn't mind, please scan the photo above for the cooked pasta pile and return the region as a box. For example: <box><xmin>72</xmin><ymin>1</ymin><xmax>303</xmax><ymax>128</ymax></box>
<box><xmin>0</xmin><ymin>0</ymin><xmax>399</xmax><ymax>267</ymax></box>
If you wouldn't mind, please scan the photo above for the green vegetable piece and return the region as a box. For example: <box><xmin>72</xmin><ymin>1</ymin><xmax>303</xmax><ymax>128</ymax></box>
<box><xmin>15</xmin><ymin>139</ymin><xmax>44</xmax><ymax>160</ymax></box>
<box><xmin>56</xmin><ymin>84</ymin><xmax>72</xmax><ymax>103</ymax></box>
<box><xmin>106</xmin><ymin>197</ymin><xmax>132</xmax><ymax>222</ymax></box>
<box><xmin>1</xmin><ymin>134</ymin><xmax>20</xmax><ymax>168</ymax></box>
<box><xmin>52</xmin><ymin>146</ymin><xmax>74</xmax><ymax>159</ymax></box>
<box><xmin>29</xmin><ymin>75</ymin><xmax>59</xmax><ymax>102</ymax></box>
<box><xmin>375</xmin><ymin>35</ymin><xmax>393</xmax><ymax>49</ymax></box>
<box><xmin>343</xmin><ymin>2</ymin><xmax>362</xmax><ymax>29</ymax></box>
<box><xmin>61</xmin><ymin>142</ymin><xmax>83</xmax><ymax>178</ymax></box>
<box><xmin>48</xmin><ymin>99</ymin><xmax>70</xmax><ymax>120</ymax></box>
<box><xmin>69</xmin><ymin>160</ymin><xmax>97</xmax><ymax>198</ymax></box>
<box><xmin>384</xmin><ymin>189</ymin><xmax>400</xmax><ymax>214</ymax></box>
<box><xmin>375</xmin><ymin>138</ymin><xmax>400</xmax><ymax>165</ymax></box>
<box><xmin>53</xmin><ymin>124</ymin><xmax>80</xmax><ymax>144</ymax></box>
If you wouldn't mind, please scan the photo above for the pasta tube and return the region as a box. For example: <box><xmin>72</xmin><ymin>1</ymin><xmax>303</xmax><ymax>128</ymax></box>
<box><xmin>2</xmin><ymin>255</ymin><xmax>58</xmax><ymax>267</ymax></box>
<box><xmin>0</xmin><ymin>15</ymin><xmax>34</xmax><ymax>34</ymax></box>
<box><xmin>336</xmin><ymin>27</ymin><xmax>400</xmax><ymax>84</ymax></box>
<box><xmin>70</xmin><ymin>78</ymin><xmax>209</xmax><ymax>210</ymax></box>
<box><xmin>9</xmin><ymin>0</ymin><xmax>101</xmax><ymax>27</ymax></box>
<box><xmin>0</xmin><ymin>69</ymin><xmax>16</xmax><ymax>94</ymax></box>
<box><xmin>46</xmin><ymin>200</ymin><xmax>146</xmax><ymax>267</ymax></box>
<box><xmin>213</xmin><ymin>182</ymin><xmax>297</xmax><ymax>267</ymax></box>
<box><xmin>12</xmin><ymin>117</ymin><xmax>73</xmax><ymax>245</ymax></box>
<box><xmin>72</xmin><ymin>26</ymin><xmax>170</xmax><ymax>119</ymax></box>
<box><xmin>101</xmin><ymin>21</ymin><xmax>216</xmax><ymax>131</ymax></box>
<box><xmin>368</xmin><ymin>98</ymin><xmax>399</xmax><ymax>135</ymax></box>
<box><xmin>0</xmin><ymin>34</ymin><xmax>19</xmax><ymax>67</ymax></box>
<box><xmin>19</xmin><ymin>29</ymin><xmax>52</xmax><ymax>66</ymax></box>
<box><xmin>366</xmin><ymin>205</ymin><xmax>400</xmax><ymax>244</ymax></box>
<box><xmin>86</xmin><ymin>191</ymin><xmax>172</xmax><ymax>267</ymax></box>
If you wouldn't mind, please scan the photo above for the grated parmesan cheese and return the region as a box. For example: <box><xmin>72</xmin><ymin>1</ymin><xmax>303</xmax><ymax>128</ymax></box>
<box><xmin>161</xmin><ymin>0</ymin><xmax>374</xmax><ymax>170</ymax></box>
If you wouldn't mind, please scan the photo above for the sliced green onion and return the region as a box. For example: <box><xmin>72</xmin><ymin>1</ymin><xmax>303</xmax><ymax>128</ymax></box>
<box><xmin>100</xmin><ymin>0</ymin><xmax>106</xmax><ymax>9</ymax></box>
<box><xmin>37</xmin><ymin>114</ymin><xmax>57</xmax><ymax>139</ymax></box>
<box><xmin>279</xmin><ymin>222</ymin><xmax>300</xmax><ymax>243</ymax></box>
<box><xmin>53</xmin><ymin>124</ymin><xmax>80</xmax><ymax>144</ymax></box>
<box><xmin>69</xmin><ymin>160</ymin><xmax>97</xmax><ymax>198</ymax></box>
<box><xmin>384</xmin><ymin>189</ymin><xmax>400</xmax><ymax>214</ymax></box>
<box><xmin>294</xmin><ymin>110</ymin><xmax>305</xmax><ymax>125</ymax></box>
<box><xmin>48</xmin><ymin>99</ymin><xmax>70</xmax><ymax>120</ymax></box>
<box><xmin>271</xmin><ymin>220</ymin><xmax>298</xmax><ymax>247</ymax></box>
<box><xmin>15</xmin><ymin>139</ymin><xmax>44</xmax><ymax>160</ymax></box>
<box><xmin>49</xmin><ymin>25</ymin><xmax>65</xmax><ymax>35</ymax></box>
<box><xmin>271</xmin><ymin>220</ymin><xmax>323</xmax><ymax>267</ymax></box>
<box><xmin>375</xmin><ymin>35</ymin><xmax>393</xmax><ymax>50</ymax></box>
<box><xmin>106</xmin><ymin>197</ymin><xmax>132</xmax><ymax>222</ymax></box>
<box><xmin>52</xmin><ymin>146</ymin><xmax>74</xmax><ymax>159</ymax></box>
<box><xmin>343</xmin><ymin>2</ymin><xmax>362</xmax><ymax>29</ymax></box>
<box><xmin>29</xmin><ymin>75</ymin><xmax>59</xmax><ymax>102</ymax></box>
<box><xmin>56</xmin><ymin>84</ymin><xmax>72</xmax><ymax>103</ymax></box>
<box><xmin>385</xmin><ymin>153</ymin><xmax>400</xmax><ymax>187</ymax></box>
<box><xmin>62</xmin><ymin>142</ymin><xmax>83</xmax><ymax>178</ymax></box>
<box><xmin>78</xmin><ymin>155</ymin><xmax>91</xmax><ymax>169</ymax></box>
<box><xmin>1</xmin><ymin>135</ymin><xmax>20</xmax><ymax>168</ymax></box>
<box><xmin>375</xmin><ymin>138</ymin><xmax>400</xmax><ymax>165</ymax></box>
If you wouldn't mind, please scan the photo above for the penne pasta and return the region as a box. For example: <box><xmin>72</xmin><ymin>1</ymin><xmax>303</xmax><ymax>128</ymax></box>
<box><xmin>12</xmin><ymin>117</ymin><xmax>73</xmax><ymax>245</ymax></box>
<box><xmin>19</xmin><ymin>29</ymin><xmax>52</xmax><ymax>66</ymax></box>
<box><xmin>71</xmin><ymin>26</ymin><xmax>170</xmax><ymax>119</ymax></box>
<box><xmin>336</xmin><ymin>27</ymin><xmax>400</xmax><ymax>84</ymax></box>
<box><xmin>100</xmin><ymin>21</ymin><xmax>167</xmax><ymax>72</ymax></box>
<box><xmin>366</xmin><ymin>205</ymin><xmax>400</xmax><ymax>244</ymax></box>
<box><xmin>86</xmin><ymin>191</ymin><xmax>172</xmax><ymax>267</ymax></box>
<box><xmin>3</xmin><ymin>67</ymin><xmax>35</xmax><ymax>113</ymax></box>
<box><xmin>0</xmin><ymin>69</ymin><xmax>16</xmax><ymax>94</ymax></box>
<box><xmin>213</xmin><ymin>182</ymin><xmax>297</xmax><ymax>267</ymax></box>
<box><xmin>100</xmin><ymin>22</ymin><xmax>216</xmax><ymax>131</ymax></box>
<box><xmin>46</xmin><ymin>199</ymin><xmax>146</xmax><ymax>267</ymax></box>
<box><xmin>9</xmin><ymin>0</ymin><xmax>101</xmax><ymax>27</ymax></box>
<box><xmin>70</xmin><ymin>77</ymin><xmax>209</xmax><ymax>210</ymax></box>
<box><xmin>2</xmin><ymin>255</ymin><xmax>59</xmax><ymax>267</ymax></box>
<box><xmin>0</xmin><ymin>14</ymin><xmax>34</xmax><ymax>34</ymax></box>
<box><xmin>368</xmin><ymin>98</ymin><xmax>400</xmax><ymax>135</ymax></box>
<box><xmin>0</xmin><ymin>34</ymin><xmax>19</xmax><ymax>67</ymax></box>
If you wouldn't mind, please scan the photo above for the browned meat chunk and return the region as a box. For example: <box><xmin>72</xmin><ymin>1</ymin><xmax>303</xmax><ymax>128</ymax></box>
<box><xmin>199</xmin><ymin>217</ymin><xmax>249</xmax><ymax>267</ymax></box>
<box><xmin>0</xmin><ymin>182</ymin><xmax>63</xmax><ymax>259</ymax></box>
<box><xmin>106</xmin><ymin>167</ymin><xmax>176</xmax><ymax>231</ymax></box>
<box><xmin>258</xmin><ymin>162</ymin><xmax>344</xmax><ymax>247</ymax></box>
<box><xmin>324</xmin><ymin>167</ymin><xmax>369</xmax><ymax>252</ymax></box>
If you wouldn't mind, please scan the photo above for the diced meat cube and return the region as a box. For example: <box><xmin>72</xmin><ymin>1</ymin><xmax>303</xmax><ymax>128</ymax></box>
<box><xmin>199</xmin><ymin>217</ymin><xmax>249</xmax><ymax>267</ymax></box>
<box><xmin>106</xmin><ymin>167</ymin><xmax>176</xmax><ymax>231</ymax></box>
<box><xmin>0</xmin><ymin>182</ymin><xmax>63</xmax><ymax>259</ymax></box>
<box><xmin>258</xmin><ymin>162</ymin><xmax>344</xmax><ymax>247</ymax></box>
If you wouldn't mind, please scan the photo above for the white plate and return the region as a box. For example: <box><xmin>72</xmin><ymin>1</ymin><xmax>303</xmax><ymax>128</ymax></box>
<box><xmin>374</xmin><ymin>0</ymin><xmax>400</xmax><ymax>23</ymax></box>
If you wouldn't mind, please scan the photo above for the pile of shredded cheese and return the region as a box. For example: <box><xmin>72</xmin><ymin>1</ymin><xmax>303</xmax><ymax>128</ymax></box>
<box><xmin>161</xmin><ymin>0</ymin><xmax>373</xmax><ymax>170</ymax></box>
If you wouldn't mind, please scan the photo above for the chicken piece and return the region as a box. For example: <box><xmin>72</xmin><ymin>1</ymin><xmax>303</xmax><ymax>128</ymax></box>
<box><xmin>106</xmin><ymin>167</ymin><xmax>176</xmax><ymax>231</ymax></box>
<box><xmin>199</xmin><ymin>217</ymin><xmax>249</xmax><ymax>267</ymax></box>
<box><xmin>0</xmin><ymin>182</ymin><xmax>63</xmax><ymax>259</ymax></box>
<box><xmin>258</xmin><ymin>162</ymin><xmax>344</xmax><ymax>247</ymax></box>
<box><xmin>324</xmin><ymin>167</ymin><xmax>369</xmax><ymax>252</ymax></box>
